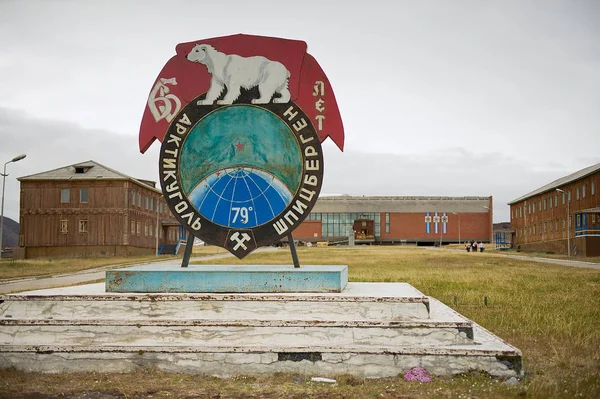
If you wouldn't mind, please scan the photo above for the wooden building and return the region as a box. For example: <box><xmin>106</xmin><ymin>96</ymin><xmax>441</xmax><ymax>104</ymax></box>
<box><xmin>293</xmin><ymin>196</ymin><xmax>493</xmax><ymax>245</ymax></box>
<box><xmin>16</xmin><ymin>161</ymin><xmax>181</xmax><ymax>259</ymax></box>
<box><xmin>508</xmin><ymin>163</ymin><xmax>600</xmax><ymax>257</ymax></box>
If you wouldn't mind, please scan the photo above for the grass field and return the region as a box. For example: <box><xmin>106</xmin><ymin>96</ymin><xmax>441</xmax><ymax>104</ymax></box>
<box><xmin>0</xmin><ymin>245</ymin><xmax>226</xmax><ymax>281</ymax></box>
<box><xmin>1</xmin><ymin>246</ymin><xmax>599</xmax><ymax>398</ymax></box>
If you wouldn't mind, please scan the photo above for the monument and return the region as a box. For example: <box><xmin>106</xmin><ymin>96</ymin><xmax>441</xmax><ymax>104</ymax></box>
<box><xmin>106</xmin><ymin>34</ymin><xmax>347</xmax><ymax>293</ymax></box>
<box><xmin>0</xmin><ymin>35</ymin><xmax>522</xmax><ymax>379</ymax></box>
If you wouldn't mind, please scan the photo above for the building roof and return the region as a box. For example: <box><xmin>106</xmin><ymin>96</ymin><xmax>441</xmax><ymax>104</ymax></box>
<box><xmin>314</xmin><ymin>195</ymin><xmax>492</xmax><ymax>213</ymax></box>
<box><xmin>18</xmin><ymin>160</ymin><xmax>160</xmax><ymax>193</ymax></box>
<box><xmin>508</xmin><ymin>162</ymin><xmax>600</xmax><ymax>205</ymax></box>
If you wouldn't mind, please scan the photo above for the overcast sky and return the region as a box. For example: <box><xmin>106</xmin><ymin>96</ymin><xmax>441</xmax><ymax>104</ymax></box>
<box><xmin>1</xmin><ymin>0</ymin><xmax>599</xmax><ymax>223</ymax></box>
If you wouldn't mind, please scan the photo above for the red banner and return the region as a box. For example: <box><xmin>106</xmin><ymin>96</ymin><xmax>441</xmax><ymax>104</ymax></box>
<box><xmin>139</xmin><ymin>34</ymin><xmax>344</xmax><ymax>153</ymax></box>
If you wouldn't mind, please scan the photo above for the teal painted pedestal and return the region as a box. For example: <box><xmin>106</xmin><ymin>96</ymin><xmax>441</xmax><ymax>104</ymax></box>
<box><xmin>105</xmin><ymin>265</ymin><xmax>348</xmax><ymax>293</ymax></box>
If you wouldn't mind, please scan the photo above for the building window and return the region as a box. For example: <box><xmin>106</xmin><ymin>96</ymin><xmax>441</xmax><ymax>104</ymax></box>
<box><xmin>60</xmin><ymin>220</ymin><xmax>68</xmax><ymax>234</ymax></box>
<box><xmin>519</xmin><ymin>207</ymin><xmax>522</xmax><ymax>217</ymax></box>
<box><xmin>576</xmin><ymin>215</ymin><xmax>581</xmax><ymax>228</ymax></box>
<box><xmin>544</xmin><ymin>222</ymin><xmax>547</xmax><ymax>233</ymax></box>
<box><xmin>60</xmin><ymin>188</ymin><xmax>70</xmax><ymax>203</ymax></box>
<box><xmin>131</xmin><ymin>191</ymin><xmax>136</xmax><ymax>206</ymax></box>
<box><xmin>549</xmin><ymin>197</ymin><xmax>552</xmax><ymax>209</ymax></box>
<box><xmin>137</xmin><ymin>192</ymin><xmax>142</xmax><ymax>207</ymax></box>
<box><xmin>144</xmin><ymin>224</ymin><xmax>148</xmax><ymax>236</ymax></box>
<box><xmin>544</xmin><ymin>198</ymin><xmax>547</xmax><ymax>211</ymax></box>
<box><xmin>79</xmin><ymin>220</ymin><xmax>88</xmax><ymax>233</ymax></box>
<box><xmin>568</xmin><ymin>191</ymin><xmax>571</xmax><ymax>203</ymax></box>
<box><xmin>562</xmin><ymin>192</ymin><xmax>565</xmax><ymax>204</ymax></box>
<box><xmin>533</xmin><ymin>224</ymin><xmax>536</xmax><ymax>235</ymax></box>
<box><xmin>555</xmin><ymin>219</ymin><xmax>558</xmax><ymax>232</ymax></box>
<box><xmin>538</xmin><ymin>200</ymin><xmax>541</xmax><ymax>211</ymax></box>
<box><xmin>80</xmin><ymin>188</ymin><xmax>89</xmax><ymax>203</ymax></box>
<box><xmin>554</xmin><ymin>194</ymin><xmax>558</xmax><ymax>208</ymax></box>
<box><xmin>563</xmin><ymin>218</ymin><xmax>566</xmax><ymax>230</ymax></box>
<box><xmin>592</xmin><ymin>181</ymin><xmax>596</xmax><ymax>196</ymax></box>
<box><xmin>385</xmin><ymin>213</ymin><xmax>390</xmax><ymax>234</ymax></box>
<box><xmin>576</xmin><ymin>187</ymin><xmax>580</xmax><ymax>200</ymax></box>
<box><xmin>583</xmin><ymin>184</ymin><xmax>587</xmax><ymax>199</ymax></box>
<box><xmin>137</xmin><ymin>221</ymin><xmax>141</xmax><ymax>236</ymax></box>
<box><xmin>539</xmin><ymin>223</ymin><xmax>542</xmax><ymax>235</ymax></box>
<box><xmin>131</xmin><ymin>220</ymin><xmax>135</xmax><ymax>235</ymax></box>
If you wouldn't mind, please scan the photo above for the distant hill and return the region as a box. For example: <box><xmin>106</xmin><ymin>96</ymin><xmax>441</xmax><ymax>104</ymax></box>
<box><xmin>1</xmin><ymin>216</ymin><xmax>19</xmax><ymax>249</ymax></box>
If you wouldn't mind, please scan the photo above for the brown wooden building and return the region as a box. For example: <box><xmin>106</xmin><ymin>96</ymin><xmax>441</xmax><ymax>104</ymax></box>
<box><xmin>16</xmin><ymin>161</ymin><xmax>181</xmax><ymax>258</ymax></box>
<box><xmin>508</xmin><ymin>162</ymin><xmax>600</xmax><ymax>257</ymax></box>
<box><xmin>293</xmin><ymin>196</ymin><xmax>493</xmax><ymax>245</ymax></box>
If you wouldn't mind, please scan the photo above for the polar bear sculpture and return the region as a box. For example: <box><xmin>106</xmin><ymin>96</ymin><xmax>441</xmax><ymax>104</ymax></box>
<box><xmin>187</xmin><ymin>44</ymin><xmax>291</xmax><ymax>105</ymax></box>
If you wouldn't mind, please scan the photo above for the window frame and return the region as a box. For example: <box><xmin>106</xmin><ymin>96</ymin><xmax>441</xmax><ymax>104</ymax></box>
<box><xmin>79</xmin><ymin>188</ymin><xmax>89</xmax><ymax>203</ymax></box>
<box><xmin>79</xmin><ymin>220</ymin><xmax>88</xmax><ymax>233</ymax></box>
<box><xmin>60</xmin><ymin>219</ymin><xmax>69</xmax><ymax>234</ymax></box>
<box><xmin>60</xmin><ymin>188</ymin><xmax>70</xmax><ymax>204</ymax></box>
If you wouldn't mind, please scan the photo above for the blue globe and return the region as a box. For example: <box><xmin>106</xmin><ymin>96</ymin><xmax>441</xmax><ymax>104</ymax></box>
<box><xmin>188</xmin><ymin>167</ymin><xmax>293</xmax><ymax>228</ymax></box>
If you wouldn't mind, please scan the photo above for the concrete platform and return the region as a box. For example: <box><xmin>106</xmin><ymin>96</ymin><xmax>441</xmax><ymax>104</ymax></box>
<box><xmin>0</xmin><ymin>282</ymin><xmax>522</xmax><ymax>378</ymax></box>
<box><xmin>106</xmin><ymin>265</ymin><xmax>348</xmax><ymax>293</ymax></box>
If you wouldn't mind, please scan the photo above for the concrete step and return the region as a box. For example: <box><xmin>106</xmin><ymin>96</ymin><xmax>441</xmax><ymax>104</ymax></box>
<box><xmin>0</xmin><ymin>282</ymin><xmax>430</xmax><ymax>321</ymax></box>
<box><xmin>0</xmin><ymin>318</ymin><xmax>473</xmax><ymax>348</ymax></box>
<box><xmin>0</xmin><ymin>326</ymin><xmax>522</xmax><ymax>378</ymax></box>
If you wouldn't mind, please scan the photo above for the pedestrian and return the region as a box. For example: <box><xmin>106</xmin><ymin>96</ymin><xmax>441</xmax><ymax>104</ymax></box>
<box><xmin>479</xmin><ymin>241</ymin><xmax>484</xmax><ymax>252</ymax></box>
<box><xmin>466</xmin><ymin>242</ymin><xmax>470</xmax><ymax>252</ymax></box>
<box><xmin>472</xmin><ymin>241</ymin><xmax>477</xmax><ymax>252</ymax></box>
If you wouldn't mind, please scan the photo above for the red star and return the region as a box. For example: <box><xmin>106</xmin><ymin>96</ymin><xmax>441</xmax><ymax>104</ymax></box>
<box><xmin>234</xmin><ymin>141</ymin><xmax>244</xmax><ymax>151</ymax></box>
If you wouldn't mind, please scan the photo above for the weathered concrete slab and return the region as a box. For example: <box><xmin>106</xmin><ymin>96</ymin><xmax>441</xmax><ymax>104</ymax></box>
<box><xmin>0</xmin><ymin>319</ymin><xmax>473</xmax><ymax>347</ymax></box>
<box><xmin>1</xmin><ymin>282</ymin><xmax>430</xmax><ymax>321</ymax></box>
<box><xmin>105</xmin><ymin>265</ymin><xmax>348</xmax><ymax>293</ymax></box>
<box><xmin>0</xmin><ymin>283</ymin><xmax>522</xmax><ymax>378</ymax></box>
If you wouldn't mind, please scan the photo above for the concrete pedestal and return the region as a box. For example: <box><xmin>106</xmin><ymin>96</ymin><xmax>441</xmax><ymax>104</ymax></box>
<box><xmin>0</xmin><ymin>282</ymin><xmax>522</xmax><ymax>378</ymax></box>
<box><xmin>106</xmin><ymin>265</ymin><xmax>348</xmax><ymax>293</ymax></box>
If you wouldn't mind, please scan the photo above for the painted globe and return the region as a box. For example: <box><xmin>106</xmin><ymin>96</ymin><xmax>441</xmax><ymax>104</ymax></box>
<box><xmin>188</xmin><ymin>167</ymin><xmax>292</xmax><ymax>228</ymax></box>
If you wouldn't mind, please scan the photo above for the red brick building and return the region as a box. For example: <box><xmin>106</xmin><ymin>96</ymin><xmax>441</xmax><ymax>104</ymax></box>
<box><xmin>508</xmin><ymin>163</ymin><xmax>600</xmax><ymax>257</ymax></box>
<box><xmin>293</xmin><ymin>196</ymin><xmax>493</xmax><ymax>245</ymax></box>
<box><xmin>17</xmin><ymin>161</ymin><xmax>182</xmax><ymax>258</ymax></box>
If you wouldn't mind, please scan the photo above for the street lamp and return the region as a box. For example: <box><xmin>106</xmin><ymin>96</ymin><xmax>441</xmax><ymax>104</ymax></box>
<box><xmin>155</xmin><ymin>195</ymin><xmax>162</xmax><ymax>256</ymax></box>
<box><xmin>1</xmin><ymin>154</ymin><xmax>26</xmax><ymax>255</ymax></box>
<box><xmin>452</xmin><ymin>212</ymin><xmax>461</xmax><ymax>244</ymax></box>
<box><xmin>556</xmin><ymin>188</ymin><xmax>570</xmax><ymax>257</ymax></box>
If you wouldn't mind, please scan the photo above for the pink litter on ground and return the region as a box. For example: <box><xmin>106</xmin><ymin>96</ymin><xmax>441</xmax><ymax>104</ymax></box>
<box><xmin>403</xmin><ymin>366</ymin><xmax>432</xmax><ymax>382</ymax></box>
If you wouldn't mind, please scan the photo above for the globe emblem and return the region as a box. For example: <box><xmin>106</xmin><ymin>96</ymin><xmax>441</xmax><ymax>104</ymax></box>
<box><xmin>188</xmin><ymin>166</ymin><xmax>293</xmax><ymax>228</ymax></box>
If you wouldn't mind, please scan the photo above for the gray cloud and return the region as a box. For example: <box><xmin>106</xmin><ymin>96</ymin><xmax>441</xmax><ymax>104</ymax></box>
<box><xmin>1</xmin><ymin>0</ymin><xmax>598</xmax><ymax>224</ymax></box>
<box><xmin>0</xmin><ymin>108</ymin><xmax>574</xmax><ymax>223</ymax></box>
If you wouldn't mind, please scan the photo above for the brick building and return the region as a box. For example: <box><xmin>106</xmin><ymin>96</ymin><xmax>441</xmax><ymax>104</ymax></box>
<box><xmin>508</xmin><ymin>162</ymin><xmax>600</xmax><ymax>257</ymax></box>
<box><xmin>293</xmin><ymin>196</ymin><xmax>493</xmax><ymax>245</ymax></box>
<box><xmin>17</xmin><ymin>161</ymin><xmax>181</xmax><ymax>258</ymax></box>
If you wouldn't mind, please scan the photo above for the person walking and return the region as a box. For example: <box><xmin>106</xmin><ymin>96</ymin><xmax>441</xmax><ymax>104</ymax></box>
<box><xmin>479</xmin><ymin>241</ymin><xmax>485</xmax><ymax>252</ymax></box>
<box><xmin>472</xmin><ymin>241</ymin><xmax>477</xmax><ymax>252</ymax></box>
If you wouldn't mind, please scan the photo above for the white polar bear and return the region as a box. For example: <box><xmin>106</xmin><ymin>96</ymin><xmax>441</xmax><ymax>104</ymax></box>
<box><xmin>186</xmin><ymin>44</ymin><xmax>291</xmax><ymax>106</ymax></box>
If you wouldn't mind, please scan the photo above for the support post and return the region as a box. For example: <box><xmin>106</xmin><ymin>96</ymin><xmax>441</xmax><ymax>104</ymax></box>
<box><xmin>287</xmin><ymin>232</ymin><xmax>300</xmax><ymax>268</ymax></box>
<box><xmin>181</xmin><ymin>231</ymin><xmax>194</xmax><ymax>268</ymax></box>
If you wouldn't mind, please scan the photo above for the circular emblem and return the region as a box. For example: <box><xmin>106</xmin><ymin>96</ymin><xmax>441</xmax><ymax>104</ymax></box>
<box><xmin>159</xmin><ymin>98</ymin><xmax>324</xmax><ymax>258</ymax></box>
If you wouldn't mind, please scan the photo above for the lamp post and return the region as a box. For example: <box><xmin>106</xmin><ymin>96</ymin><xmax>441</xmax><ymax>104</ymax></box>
<box><xmin>1</xmin><ymin>154</ymin><xmax>26</xmax><ymax>255</ymax></box>
<box><xmin>556</xmin><ymin>188</ymin><xmax>570</xmax><ymax>257</ymax></box>
<box><xmin>155</xmin><ymin>196</ymin><xmax>161</xmax><ymax>256</ymax></box>
<box><xmin>452</xmin><ymin>212</ymin><xmax>461</xmax><ymax>244</ymax></box>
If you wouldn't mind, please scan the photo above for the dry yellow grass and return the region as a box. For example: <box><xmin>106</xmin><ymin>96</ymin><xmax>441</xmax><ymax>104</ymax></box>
<box><xmin>1</xmin><ymin>246</ymin><xmax>599</xmax><ymax>398</ymax></box>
